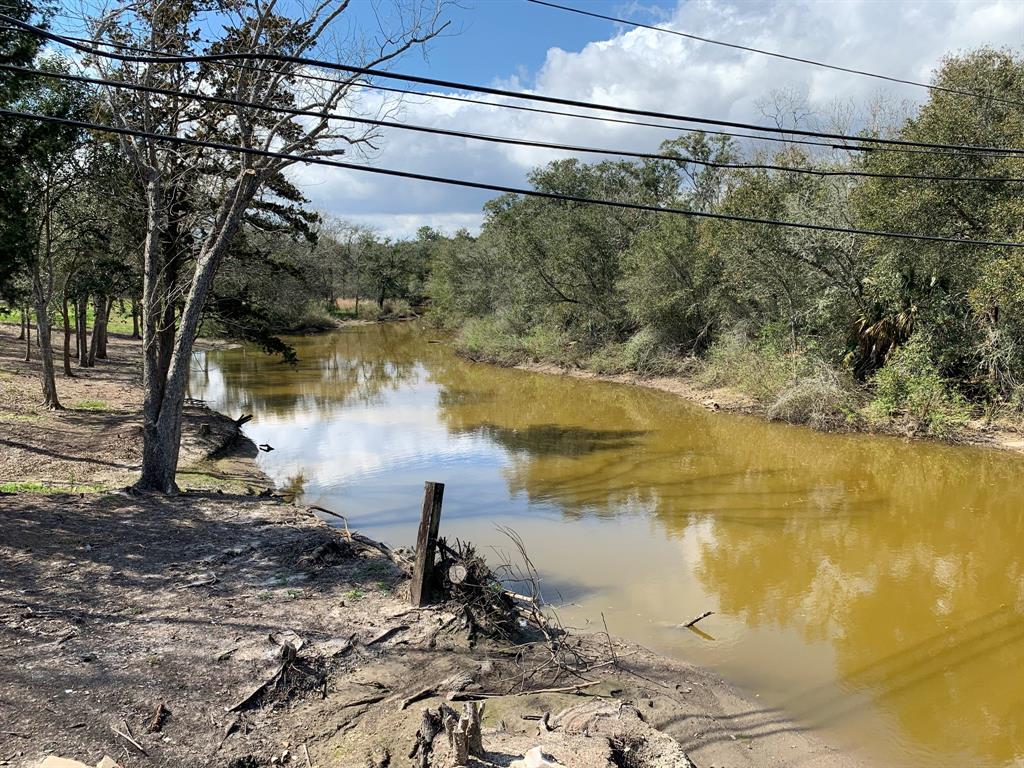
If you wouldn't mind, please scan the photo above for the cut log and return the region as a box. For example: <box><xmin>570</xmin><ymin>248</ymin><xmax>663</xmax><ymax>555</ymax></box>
<box><xmin>448</xmin><ymin>563</ymin><xmax>468</xmax><ymax>585</ymax></box>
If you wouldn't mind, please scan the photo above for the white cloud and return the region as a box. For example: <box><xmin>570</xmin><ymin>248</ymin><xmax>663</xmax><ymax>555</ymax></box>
<box><xmin>290</xmin><ymin>0</ymin><xmax>1024</xmax><ymax>239</ymax></box>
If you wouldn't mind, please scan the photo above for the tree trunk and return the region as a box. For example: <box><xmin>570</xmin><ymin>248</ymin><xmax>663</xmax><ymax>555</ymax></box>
<box><xmin>131</xmin><ymin>298</ymin><xmax>140</xmax><ymax>339</ymax></box>
<box><xmin>96</xmin><ymin>295</ymin><xmax>111</xmax><ymax>359</ymax></box>
<box><xmin>137</xmin><ymin>174</ymin><xmax>257</xmax><ymax>493</ymax></box>
<box><xmin>31</xmin><ymin>201</ymin><xmax>61</xmax><ymax>409</ymax></box>
<box><xmin>31</xmin><ymin>285</ymin><xmax>61</xmax><ymax>408</ymax></box>
<box><xmin>18</xmin><ymin>311</ymin><xmax>25</xmax><ymax>340</ymax></box>
<box><xmin>23</xmin><ymin>308</ymin><xmax>30</xmax><ymax>361</ymax></box>
<box><xmin>88</xmin><ymin>297</ymin><xmax>101</xmax><ymax>367</ymax></box>
<box><xmin>62</xmin><ymin>295</ymin><xmax>74</xmax><ymax>377</ymax></box>
<box><xmin>76</xmin><ymin>296</ymin><xmax>91</xmax><ymax>367</ymax></box>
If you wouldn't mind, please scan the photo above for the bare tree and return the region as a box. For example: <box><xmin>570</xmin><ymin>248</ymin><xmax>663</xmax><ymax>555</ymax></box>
<box><xmin>83</xmin><ymin>0</ymin><xmax>447</xmax><ymax>492</ymax></box>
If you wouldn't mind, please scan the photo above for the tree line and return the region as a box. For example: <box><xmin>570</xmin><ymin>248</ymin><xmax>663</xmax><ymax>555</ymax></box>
<box><xmin>425</xmin><ymin>50</ymin><xmax>1024</xmax><ymax>435</ymax></box>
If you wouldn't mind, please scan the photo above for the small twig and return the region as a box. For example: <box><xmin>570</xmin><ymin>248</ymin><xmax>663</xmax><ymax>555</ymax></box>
<box><xmin>111</xmin><ymin>721</ymin><xmax>148</xmax><ymax>756</ymax></box>
<box><xmin>683</xmin><ymin>611</ymin><xmax>714</xmax><ymax>628</ymax></box>
<box><xmin>601</xmin><ymin>613</ymin><xmax>617</xmax><ymax>666</ymax></box>
<box><xmin>302</xmin><ymin>743</ymin><xmax>313</xmax><ymax>768</ymax></box>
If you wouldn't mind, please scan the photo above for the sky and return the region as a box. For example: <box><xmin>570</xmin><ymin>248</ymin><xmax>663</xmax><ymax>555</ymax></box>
<box><xmin>286</xmin><ymin>0</ymin><xmax>1023</xmax><ymax>239</ymax></box>
<box><xmin>64</xmin><ymin>0</ymin><xmax>1020</xmax><ymax>240</ymax></box>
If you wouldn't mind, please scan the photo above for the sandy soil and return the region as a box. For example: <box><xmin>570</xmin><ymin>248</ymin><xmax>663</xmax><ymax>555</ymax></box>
<box><xmin>0</xmin><ymin>325</ymin><xmax>869</xmax><ymax>768</ymax></box>
<box><xmin>516</xmin><ymin>361</ymin><xmax>1024</xmax><ymax>456</ymax></box>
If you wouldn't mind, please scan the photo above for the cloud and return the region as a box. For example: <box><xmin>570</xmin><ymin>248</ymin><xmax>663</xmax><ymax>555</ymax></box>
<box><xmin>290</xmin><ymin>0</ymin><xmax>1024</xmax><ymax>239</ymax></box>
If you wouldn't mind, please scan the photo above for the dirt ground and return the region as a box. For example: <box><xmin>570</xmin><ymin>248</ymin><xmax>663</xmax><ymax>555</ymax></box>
<box><xmin>0</xmin><ymin>326</ymin><xmax>267</xmax><ymax>494</ymax></box>
<box><xmin>1</xmin><ymin>324</ymin><xmax>870</xmax><ymax>768</ymax></box>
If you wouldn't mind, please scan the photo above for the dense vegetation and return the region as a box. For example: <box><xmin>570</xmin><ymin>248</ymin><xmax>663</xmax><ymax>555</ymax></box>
<box><xmin>423</xmin><ymin>50</ymin><xmax>1024</xmax><ymax>436</ymax></box>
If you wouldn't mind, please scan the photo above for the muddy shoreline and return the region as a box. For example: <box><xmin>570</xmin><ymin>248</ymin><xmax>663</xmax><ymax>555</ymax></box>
<box><xmin>1</xmin><ymin>324</ymin><xmax>868</xmax><ymax>767</ymax></box>
<box><xmin>507</xmin><ymin>359</ymin><xmax>1024</xmax><ymax>457</ymax></box>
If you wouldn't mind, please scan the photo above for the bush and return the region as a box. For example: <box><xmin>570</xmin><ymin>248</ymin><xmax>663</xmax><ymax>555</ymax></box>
<box><xmin>698</xmin><ymin>332</ymin><xmax>807</xmax><ymax>403</ymax></box>
<box><xmin>865</xmin><ymin>336</ymin><xmax>968</xmax><ymax>436</ymax></box>
<box><xmin>454</xmin><ymin>317</ymin><xmax>527</xmax><ymax>365</ymax></box>
<box><xmin>586</xmin><ymin>328</ymin><xmax>680</xmax><ymax>375</ymax></box>
<box><xmin>767</xmin><ymin>368</ymin><xmax>859</xmax><ymax>430</ymax></box>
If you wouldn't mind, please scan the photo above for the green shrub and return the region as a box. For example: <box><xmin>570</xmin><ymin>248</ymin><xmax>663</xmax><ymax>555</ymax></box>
<box><xmin>698</xmin><ymin>332</ymin><xmax>807</xmax><ymax>403</ymax></box>
<box><xmin>865</xmin><ymin>336</ymin><xmax>968</xmax><ymax>435</ymax></box>
<box><xmin>455</xmin><ymin>317</ymin><xmax>525</xmax><ymax>365</ymax></box>
<box><xmin>586</xmin><ymin>328</ymin><xmax>679</xmax><ymax>375</ymax></box>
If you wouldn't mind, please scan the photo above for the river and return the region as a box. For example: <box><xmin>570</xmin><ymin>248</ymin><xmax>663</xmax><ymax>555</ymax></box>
<box><xmin>188</xmin><ymin>322</ymin><xmax>1024</xmax><ymax>768</ymax></box>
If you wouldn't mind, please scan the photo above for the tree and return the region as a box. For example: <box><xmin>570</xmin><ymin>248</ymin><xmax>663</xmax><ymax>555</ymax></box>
<box><xmin>13</xmin><ymin>56</ymin><xmax>90</xmax><ymax>408</ymax></box>
<box><xmin>85</xmin><ymin>0</ymin><xmax>447</xmax><ymax>492</ymax></box>
<box><xmin>0</xmin><ymin>0</ymin><xmax>50</xmax><ymax>301</ymax></box>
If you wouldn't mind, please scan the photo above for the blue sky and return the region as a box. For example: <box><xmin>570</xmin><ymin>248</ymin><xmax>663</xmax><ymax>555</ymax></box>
<box><xmin>352</xmin><ymin>0</ymin><xmax>680</xmax><ymax>84</ymax></box>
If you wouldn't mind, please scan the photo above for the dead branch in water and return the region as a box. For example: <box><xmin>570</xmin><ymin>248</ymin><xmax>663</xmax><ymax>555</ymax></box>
<box><xmin>683</xmin><ymin>611</ymin><xmax>714</xmax><ymax>628</ymax></box>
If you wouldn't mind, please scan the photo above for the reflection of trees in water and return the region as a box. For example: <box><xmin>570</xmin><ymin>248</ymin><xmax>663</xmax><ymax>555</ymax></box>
<box><xmin>689</xmin><ymin>437</ymin><xmax>1024</xmax><ymax>763</ymax></box>
<box><xmin>431</xmin><ymin>355</ymin><xmax>1024</xmax><ymax>762</ymax></box>
<box><xmin>189</xmin><ymin>323</ymin><xmax>432</xmax><ymax>418</ymax></box>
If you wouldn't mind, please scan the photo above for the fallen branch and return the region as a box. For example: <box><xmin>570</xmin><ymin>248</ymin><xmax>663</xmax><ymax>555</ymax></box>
<box><xmin>111</xmin><ymin>720</ymin><xmax>148</xmax><ymax>756</ymax></box>
<box><xmin>448</xmin><ymin>681</ymin><xmax>601</xmax><ymax>700</ymax></box>
<box><xmin>146</xmin><ymin>702</ymin><xmax>169</xmax><ymax>733</ymax></box>
<box><xmin>683</xmin><ymin>611</ymin><xmax>714</xmax><ymax>628</ymax></box>
<box><xmin>366</xmin><ymin>624</ymin><xmax>409</xmax><ymax>646</ymax></box>
<box><xmin>226</xmin><ymin>642</ymin><xmax>298</xmax><ymax>712</ymax></box>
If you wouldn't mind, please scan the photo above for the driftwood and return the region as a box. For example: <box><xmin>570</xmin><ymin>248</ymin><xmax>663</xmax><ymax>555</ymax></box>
<box><xmin>366</xmin><ymin>624</ymin><xmax>409</xmax><ymax>647</ymax></box>
<box><xmin>683</xmin><ymin>611</ymin><xmax>714</xmax><ymax>628</ymax></box>
<box><xmin>226</xmin><ymin>642</ymin><xmax>298</xmax><ymax>712</ymax></box>
<box><xmin>448</xmin><ymin>680</ymin><xmax>601</xmax><ymax>701</ymax></box>
<box><xmin>400</xmin><ymin>672</ymin><xmax>475</xmax><ymax>710</ymax></box>
<box><xmin>408</xmin><ymin>707</ymin><xmax>444</xmax><ymax>768</ymax></box>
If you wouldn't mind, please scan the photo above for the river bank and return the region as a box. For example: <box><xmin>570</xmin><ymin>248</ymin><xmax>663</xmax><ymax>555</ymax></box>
<box><xmin>500</xmin><ymin>359</ymin><xmax>1024</xmax><ymax>457</ymax></box>
<box><xmin>1</xmin><ymin>324</ymin><xmax>870</xmax><ymax>768</ymax></box>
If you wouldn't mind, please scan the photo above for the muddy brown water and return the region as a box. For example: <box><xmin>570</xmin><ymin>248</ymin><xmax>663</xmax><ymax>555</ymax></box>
<box><xmin>188</xmin><ymin>322</ymin><xmax>1024</xmax><ymax>768</ymax></box>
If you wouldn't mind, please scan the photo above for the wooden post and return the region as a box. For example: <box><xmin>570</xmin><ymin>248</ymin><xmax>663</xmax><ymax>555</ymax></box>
<box><xmin>411</xmin><ymin>481</ymin><xmax>445</xmax><ymax>607</ymax></box>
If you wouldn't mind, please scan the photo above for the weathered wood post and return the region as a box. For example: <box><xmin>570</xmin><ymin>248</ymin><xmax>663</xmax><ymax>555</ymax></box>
<box><xmin>411</xmin><ymin>481</ymin><xmax>445</xmax><ymax>606</ymax></box>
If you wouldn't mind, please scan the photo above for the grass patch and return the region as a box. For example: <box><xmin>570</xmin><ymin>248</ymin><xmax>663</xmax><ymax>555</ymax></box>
<box><xmin>1</xmin><ymin>305</ymin><xmax>135</xmax><ymax>335</ymax></box>
<box><xmin>0</xmin><ymin>480</ymin><xmax>106</xmax><ymax>494</ymax></box>
<box><xmin>73</xmin><ymin>399</ymin><xmax>109</xmax><ymax>411</ymax></box>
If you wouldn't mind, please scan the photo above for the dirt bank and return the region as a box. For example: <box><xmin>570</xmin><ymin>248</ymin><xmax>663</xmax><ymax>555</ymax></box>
<box><xmin>514</xmin><ymin>360</ymin><xmax>1024</xmax><ymax>457</ymax></box>
<box><xmin>1</xmin><ymin>325</ymin><xmax>869</xmax><ymax>768</ymax></box>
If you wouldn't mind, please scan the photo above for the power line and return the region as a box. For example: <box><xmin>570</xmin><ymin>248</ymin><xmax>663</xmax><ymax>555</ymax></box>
<box><xmin>10</xmin><ymin>64</ymin><xmax>1022</xmax><ymax>185</ymax></box>
<box><xmin>3</xmin><ymin>107</ymin><xmax>1022</xmax><ymax>248</ymax></box>
<box><xmin>11</xmin><ymin>23</ymin><xmax>1017</xmax><ymax>161</ymax></box>
<box><xmin>4</xmin><ymin>14</ymin><xmax>1023</xmax><ymax>157</ymax></box>
<box><xmin>526</xmin><ymin>0</ymin><xmax>1024</xmax><ymax>110</ymax></box>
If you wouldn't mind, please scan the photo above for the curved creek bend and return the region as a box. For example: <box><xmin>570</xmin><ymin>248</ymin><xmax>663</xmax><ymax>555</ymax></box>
<box><xmin>189</xmin><ymin>323</ymin><xmax>1024</xmax><ymax>768</ymax></box>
